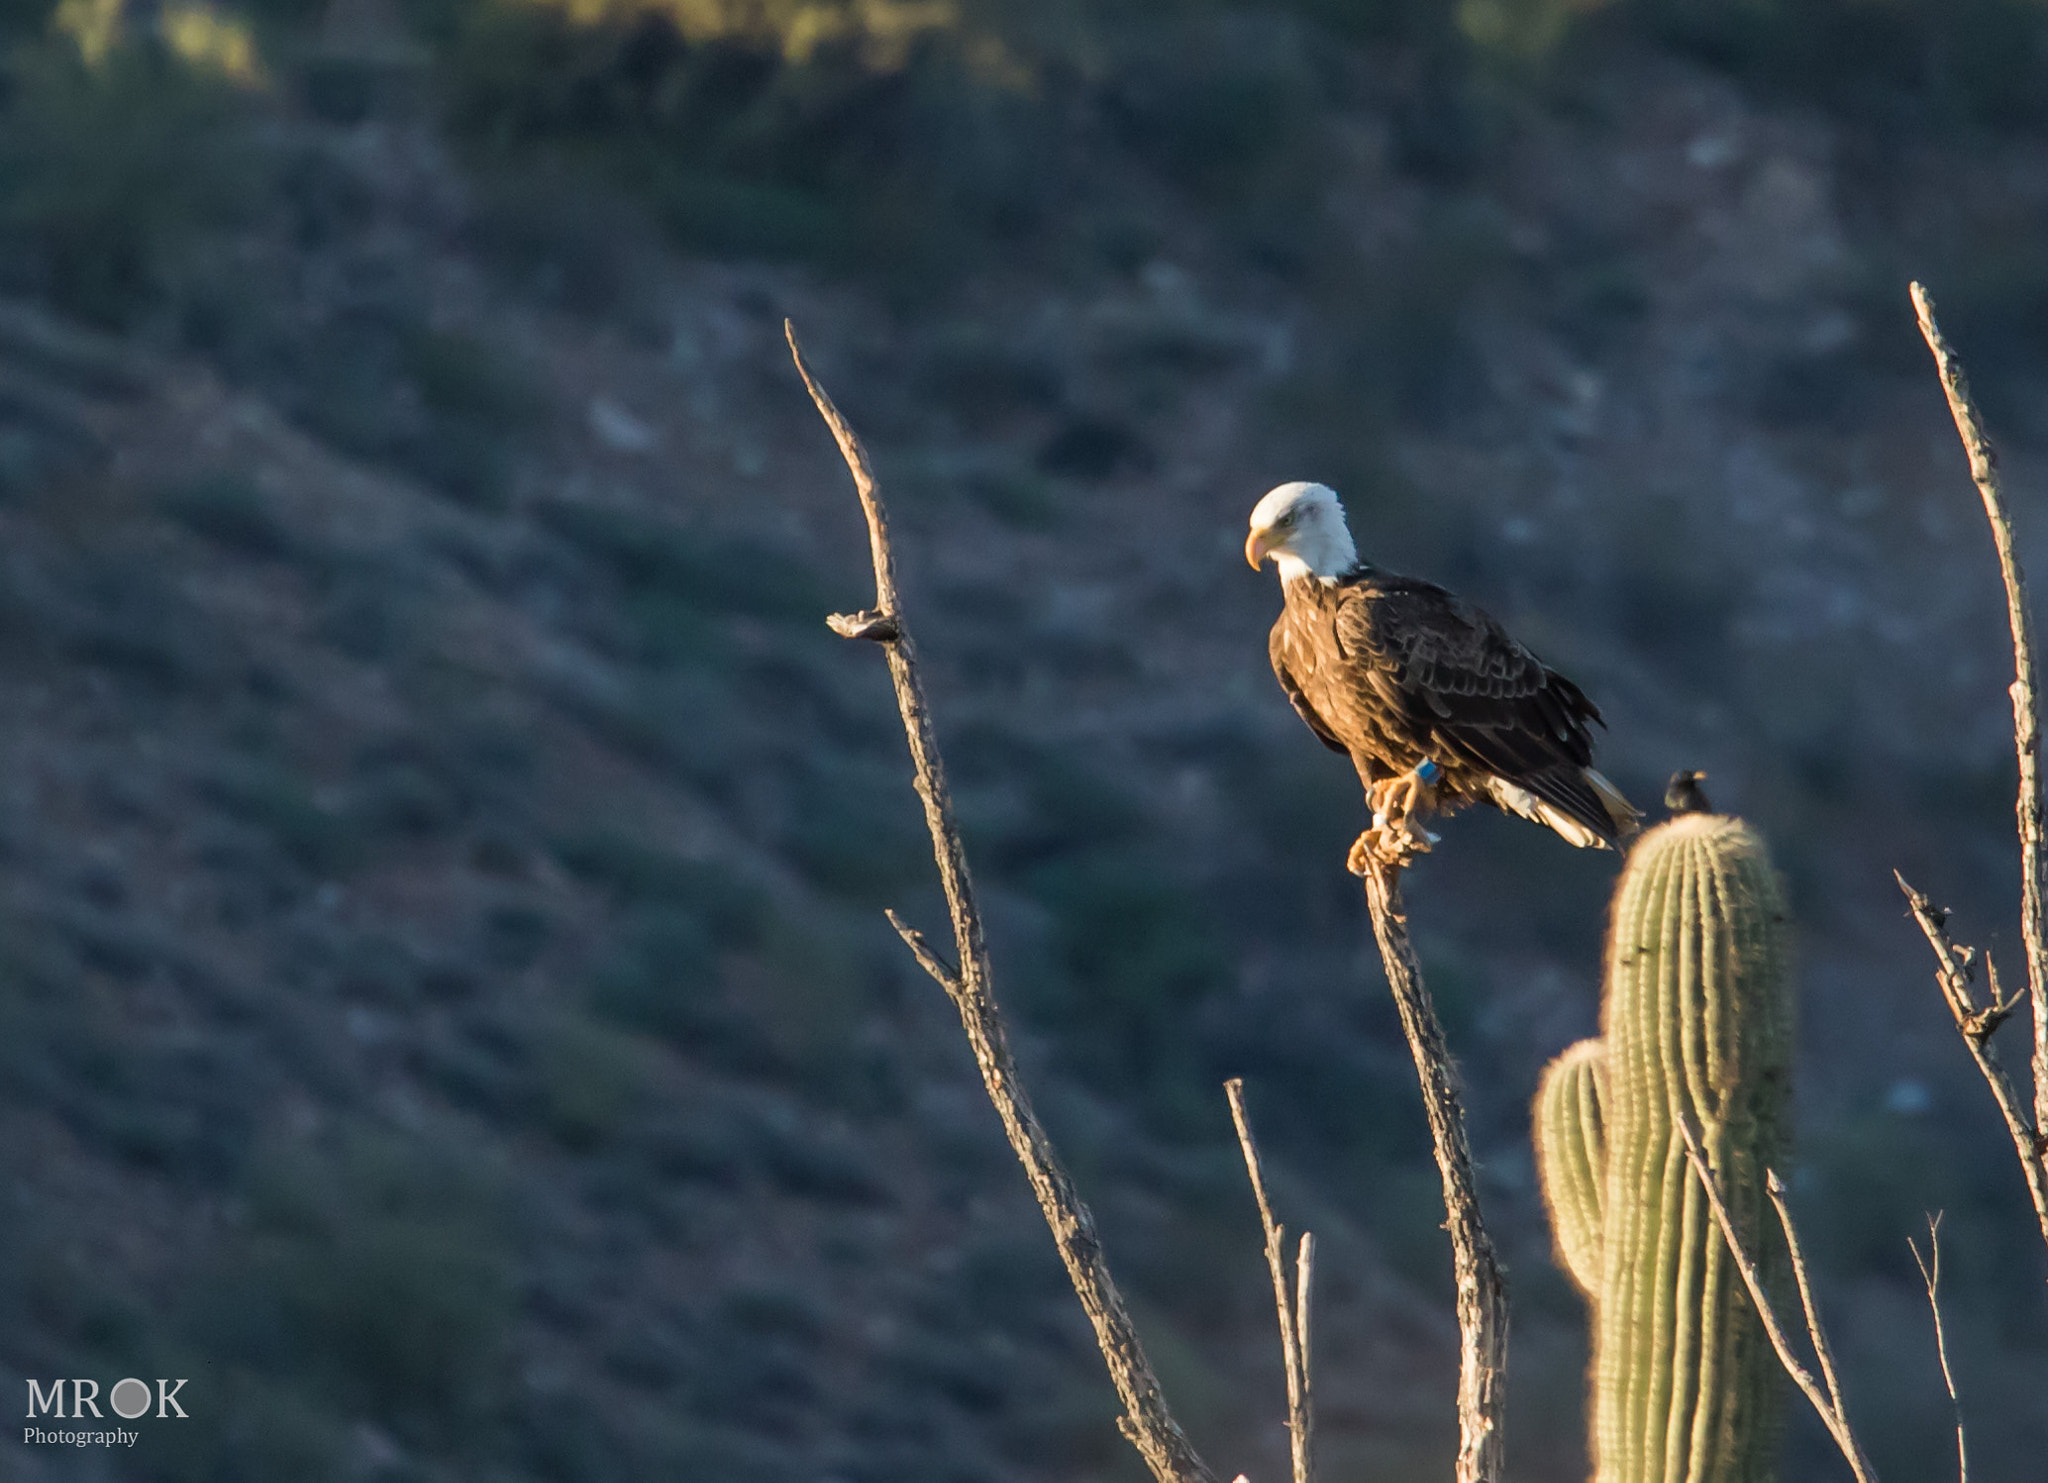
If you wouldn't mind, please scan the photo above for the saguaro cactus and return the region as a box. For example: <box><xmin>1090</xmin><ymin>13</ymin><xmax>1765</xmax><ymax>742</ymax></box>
<box><xmin>1534</xmin><ymin>813</ymin><xmax>1794</xmax><ymax>1483</ymax></box>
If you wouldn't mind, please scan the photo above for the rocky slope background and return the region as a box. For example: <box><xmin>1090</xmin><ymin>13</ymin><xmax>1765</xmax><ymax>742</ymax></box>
<box><xmin>1</xmin><ymin>1</ymin><xmax>2047</xmax><ymax>1479</ymax></box>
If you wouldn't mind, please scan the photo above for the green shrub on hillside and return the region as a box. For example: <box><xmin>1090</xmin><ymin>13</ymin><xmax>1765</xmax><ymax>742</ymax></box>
<box><xmin>1630</xmin><ymin>0</ymin><xmax>2048</xmax><ymax>128</ymax></box>
<box><xmin>0</xmin><ymin>40</ymin><xmax>262</xmax><ymax>328</ymax></box>
<box><xmin>161</xmin><ymin>472</ymin><xmax>290</xmax><ymax>557</ymax></box>
<box><xmin>430</xmin><ymin>0</ymin><xmax>912</xmax><ymax>262</ymax></box>
<box><xmin>227</xmin><ymin>1130</ymin><xmax>515</xmax><ymax>1430</ymax></box>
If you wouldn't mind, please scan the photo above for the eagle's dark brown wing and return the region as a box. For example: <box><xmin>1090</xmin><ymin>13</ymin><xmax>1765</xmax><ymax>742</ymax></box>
<box><xmin>1269</xmin><ymin>621</ymin><xmax>1348</xmax><ymax>757</ymax></box>
<box><xmin>1334</xmin><ymin>576</ymin><xmax>1617</xmax><ymax>840</ymax></box>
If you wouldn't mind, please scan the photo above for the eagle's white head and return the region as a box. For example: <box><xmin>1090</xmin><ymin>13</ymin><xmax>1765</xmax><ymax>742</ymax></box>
<box><xmin>1245</xmin><ymin>481</ymin><xmax>1358</xmax><ymax>584</ymax></box>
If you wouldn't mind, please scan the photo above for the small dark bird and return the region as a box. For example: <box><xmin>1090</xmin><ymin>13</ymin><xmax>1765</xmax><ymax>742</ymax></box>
<box><xmin>1664</xmin><ymin>770</ymin><xmax>1714</xmax><ymax>815</ymax></box>
<box><xmin>1246</xmin><ymin>481</ymin><xmax>1639</xmax><ymax>871</ymax></box>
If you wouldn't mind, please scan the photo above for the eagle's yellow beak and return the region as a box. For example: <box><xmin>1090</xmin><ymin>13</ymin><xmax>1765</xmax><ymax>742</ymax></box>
<box><xmin>1246</xmin><ymin>525</ymin><xmax>1278</xmax><ymax>569</ymax></box>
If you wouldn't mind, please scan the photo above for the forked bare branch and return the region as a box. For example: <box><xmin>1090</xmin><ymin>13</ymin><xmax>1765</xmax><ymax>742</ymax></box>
<box><xmin>1361</xmin><ymin>863</ymin><xmax>1508</xmax><ymax>1483</ymax></box>
<box><xmin>1674</xmin><ymin>1119</ymin><xmax>1878</xmax><ymax>1483</ymax></box>
<box><xmin>791</xmin><ymin>321</ymin><xmax>1217</xmax><ymax>1483</ymax></box>
<box><xmin>1910</xmin><ymin>1215</ymin><xmax>1968</xmax><ymax>1483</ymax></box>
<box><xmin>1908</xmin><ymin>282</ymin><xmax>2048</xmax><ymax>1269</ymax></box>
<box><xmin>1227</xmin><ymin>1078</ymin><xmax>1315</xmax><ymax>1483</ymax></box>
<box><xmin>1896</xmin><ymin>875</ymin><xmax>2048</xmax><ymax>1255</ymax></box>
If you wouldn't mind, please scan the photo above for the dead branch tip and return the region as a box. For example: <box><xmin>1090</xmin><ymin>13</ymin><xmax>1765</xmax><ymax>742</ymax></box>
<box><xmin>1226</xmin><ymin>1080</ymin><xmax>1315</xmax><ymax>1483</ymax></box>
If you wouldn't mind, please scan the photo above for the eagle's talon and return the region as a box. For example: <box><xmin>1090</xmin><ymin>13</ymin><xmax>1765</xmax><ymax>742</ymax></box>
<box><xmin>1387</xmin><ymin>766</ymin><xmax>1440</xmax><ymax>824</ymax></box>
<box><xmin>1357</xmin><ymin>761</ymin><xmax>1442</xmax><ymax>872</ymax></box>
<box><xmin>1385</xmin><ymin>817</ymin><xmax>1438</xmax><ymax>863</ymax></box>
<box><xmin>1348</xmin><ymin>821</ymin><xmax>1436</xmax><ymax>876</ymax></box>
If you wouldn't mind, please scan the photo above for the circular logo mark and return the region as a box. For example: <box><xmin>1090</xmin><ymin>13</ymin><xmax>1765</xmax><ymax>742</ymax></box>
<box><xmin>110</xmin><ymin>1378</ymin><xmax>152</xmax><ymax>1419</ymax></box>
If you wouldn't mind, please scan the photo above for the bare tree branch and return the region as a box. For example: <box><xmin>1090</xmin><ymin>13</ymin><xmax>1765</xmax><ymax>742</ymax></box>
<box><xmin>790</xmin><ymin>322</ymin><xmax>1218</xmax><ymax>1483</ymax></box>
<box><xmin>1360</xmin><ymin>863</ymin><xmax>1508</xmax><ymax>1483</ymax></box>
<box><xmin>1911</xmin><ymin>281</ymin><xmax>2048</xmax><ymax>1190</ymax></box>
<box><xmin>1910</xmin><ymin>1214</ymin><xmax>1968</xmax><ymax>1483</ymax></box>
<box><xmin>1674</xmin><ymin>1119</ymin><xmax>1879</xmax><ymax>1483</ymax></box>
<box><xmin>1896</xmin><ymin>874</ymin><xmax>2048</xmax><ymax>1256</ymax></box>
<box><xmin>1767</xmin><ymin>1170</ymin><xmax>1851</xmax><ymax>1429</ymax></box>
<box><xmin>1226</xmin><ymin>1079</ymin><xmax>1315</xmax><ymax>1483</ymax></box>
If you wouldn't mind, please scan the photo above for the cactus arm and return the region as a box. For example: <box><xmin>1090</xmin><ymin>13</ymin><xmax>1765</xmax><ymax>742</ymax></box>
<box><xmin>1533</xmin><ymin>1038</ymin><xmax>1608</xmax><ymax>1295</ymax></box>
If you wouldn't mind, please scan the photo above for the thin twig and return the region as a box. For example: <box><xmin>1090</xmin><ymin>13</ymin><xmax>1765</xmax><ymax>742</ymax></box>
<box><xmin>884</xmin><ymin>908</ymin><xmax>959</xmax><ymax>989</ymax></box>
<box><xmin>1972</xmin><ymin>953</ymin><xmax>2026</xmax><ymax>1043</ymax></box>
<box><xmin>1912</xmin><ymin>281</ymin><xmax>2048</xmax><ymax>1215</ymax></box>
<box><xmin>1226</xmin><ymin>1079</ymin><xmax>1314</xmax><ymax>1483</ymax></box>
<box><xmin>1896</xmin><ymin>874</ymin><xmax>2048</xmax><ymax>1255</ymax></box>
<box><xmin>791</xmin><ymin>322</ymin><xmax>1217</xmax><ymax>1483</ymax></box>
<box><xmin>1674</xmin><ymin>1119</ymin><xmax>1879</xmax><ymax>1483</ymax></box>
<box><xmin>1910</xmin><ymin>1214</ymin><xmax>1968</xmax><ymax>1483</ymax></box>
<box><xmin>1360</xmin><ymin>862</ymin><xmax>1507</xmax><ymax>1483</ymax></box>
<box><xmin>1294</xmin><ymin>1230</ymin><xmax>1315</xmax><ymax>1483</ymax></box>
<box><xmin>1766</xmin><ymin>1170</ymin><xmax>1850</xmax><ymax>1429</ymax></box>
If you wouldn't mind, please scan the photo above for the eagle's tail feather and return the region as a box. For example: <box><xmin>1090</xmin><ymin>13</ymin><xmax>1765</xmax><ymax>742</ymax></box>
<box><xmin>1585</xmin><ymin>768</ymin><xmax>1642</xmax><ymax>840</ymax></box>
<box><xmin>1536</xmin><ymin>800</ymin><xmax>1609</xmax><ymax>850</ymax></box>
<box><xmin>1485</xmin><ymin>776</ymin><xmax>1607</xmax><ymax>849</ymax></box>
<box><xmin>1486</xmin><ymin>768</ymin><xmax>1639</xmax><ymax>851</ymax></box>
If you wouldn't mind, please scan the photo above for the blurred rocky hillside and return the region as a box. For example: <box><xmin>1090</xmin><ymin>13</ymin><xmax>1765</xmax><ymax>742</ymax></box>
<box><xmin>1</xmin><ymin>2</ymin><xmax>2046</xmax><ymax>1480</ymax></box>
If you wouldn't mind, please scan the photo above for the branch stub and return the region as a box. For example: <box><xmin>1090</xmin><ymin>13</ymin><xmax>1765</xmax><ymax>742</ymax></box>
<box><xmin>828</xmin><ymin>609</ymin><xmax>902</xmax><ymax>642</ymax></box>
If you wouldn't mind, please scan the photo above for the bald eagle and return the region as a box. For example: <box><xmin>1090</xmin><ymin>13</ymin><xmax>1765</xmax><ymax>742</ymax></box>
<box><xmin>1246</xmin><ymin>481</ymin><xmax>1639</xmax><ymax>871</ymax></box>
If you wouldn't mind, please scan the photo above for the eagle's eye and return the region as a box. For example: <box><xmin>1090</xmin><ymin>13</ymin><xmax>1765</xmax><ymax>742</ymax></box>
<box><xmin>1279</xmin><ymin>510</ymin><xmax>1299</xmax><ymax>527</ymax></box>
